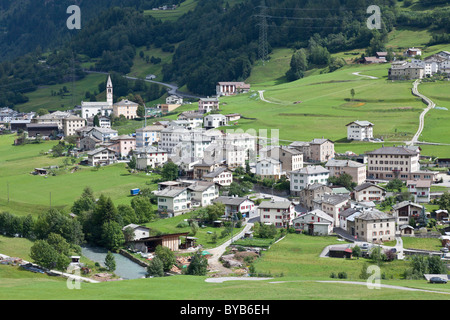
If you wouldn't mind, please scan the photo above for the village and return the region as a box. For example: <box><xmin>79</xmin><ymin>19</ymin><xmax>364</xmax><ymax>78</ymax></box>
<box><xmin>1</xmin><ymin>62</ymin><xmax>450</xmax><ymax>285</ymax></box>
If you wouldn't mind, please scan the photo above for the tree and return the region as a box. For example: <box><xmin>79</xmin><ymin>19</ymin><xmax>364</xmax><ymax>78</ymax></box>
<box><xmin>52</xmin><ymin>142</ymin><xmax>65</xmax><ymax>157</ymax></box>
<box><xmin>101</xmin><ymin>221</ymin><xmax>125</xmax><ymax>251</ymax></box>
<box><xmin>328</xmin><ymin>173</ymin><xmax>356</xmax><ymax>191</ymax></box>
<box><xmin>104</xmin><ymin>251</ymin><xmax>116</xmax><ymax>272</ymax></box>
<box><xmin>386</xmin><ymin>179</ymin><xmax>404</xmax><ymax>192</ymax></box>
<box><xmin>438</xmin><ymin>192</ymin><xmax>450</xmax><ymax>212</ymax></box>
<box><xmin>350</xmin><ymin>88</ymin><xmax>355</xmax><ymax>101</ymax></box>
<box><xmin>131</xmin><ymin>196</ymin><xmax>154</xmax><ymax>223</ymax></box>
<box><xmin>72</xmin><ymin>187</ymin><xmax>96</xmax><ymax>216</ymax></box>
<box><xmin>128</xmin><ymin>156</ymin><xmax>137</xmax><ymax>170</ymax></box>
<box><xmin>352</xmin><ymin>245</ymin><xmax>361</xmax><ymax>259</ymax></box>
<box><xmin>186</xmin><ymin>251</ymin><xmax>208</xmax><ymax>276</ymax></box>
<box><xmin>206</xmin><ymin>202</ymin><xmax>225</xmax><ymax>223</ymax></box>
<box><xmin>161</xmin><ymin>162</ymin><xmax>179</xmax><ymax>181</ymax></box>
<box><xmin>93</xmin><ymin>115</ymin><xmax>100</xmax><ymax>127</ymax></box>
<box><xmin>147</xmin><ymin>256</ymin><xmax>164</xmax><ymax>277</ymax></box>
<box><xmin>30</xmin><ymin>239</ymin><xmax>70</xmax><ymax>271</ymax></box>
<box><xmin>155</xmin><ymin>245</ymin><xmax>176</xmax><ymax>272</ymax></box>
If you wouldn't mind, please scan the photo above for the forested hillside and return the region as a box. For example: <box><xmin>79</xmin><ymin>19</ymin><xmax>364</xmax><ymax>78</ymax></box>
<box><xmin>0</xmin><ymin>0</ymin><xmax>449</xmax><ymax>108</ymax></box>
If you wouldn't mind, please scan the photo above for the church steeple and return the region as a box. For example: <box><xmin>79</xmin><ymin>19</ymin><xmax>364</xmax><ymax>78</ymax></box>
<box><xmin>106</xmin><ymin>75</ymin><xmax>113</xmax><ymax>106</ymax></box>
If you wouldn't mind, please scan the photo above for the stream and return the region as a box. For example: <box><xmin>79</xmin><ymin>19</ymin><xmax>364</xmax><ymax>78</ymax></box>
<box><xmin>81</xmin><ymin>245</ymin><xmax>147</xmax><ymax>280</ymax></box>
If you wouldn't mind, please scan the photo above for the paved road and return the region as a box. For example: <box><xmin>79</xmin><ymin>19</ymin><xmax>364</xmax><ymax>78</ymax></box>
<box><xmin>84</xmin><ymin>70</ymin><xmax>204</xmax><ymax>99</ymax></box>
<box><xmin>408</xmin><ymin>80</ymin><xmax>436</xmax><ymax>146</ymax></box>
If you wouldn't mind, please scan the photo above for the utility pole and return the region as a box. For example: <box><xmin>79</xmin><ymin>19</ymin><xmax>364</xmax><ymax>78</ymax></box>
<box><xmin>258</xmin><ymin>0</ymin><xmax>269</xmax><ymax>65</ymax></box>
<box><xmin>7</xmin><ymin>182</ymin><xmax>9</xmax><ymax>203</ymax></box>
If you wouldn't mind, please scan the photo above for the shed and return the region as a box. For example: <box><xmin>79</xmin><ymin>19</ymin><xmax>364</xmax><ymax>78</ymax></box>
<box><xmin>328</xmin><ymin>246</ymin><xmax>353</xmax><ymax>259</ymax></box>
<box><xmin>213</xmin><ymin>220</ymin><xmax>223</xmax><ymax>228</ymax></box>
<box><xmin>130</xmin><ymin>188</ymin><xmax>140</xmax><ymax>196</ymax></box>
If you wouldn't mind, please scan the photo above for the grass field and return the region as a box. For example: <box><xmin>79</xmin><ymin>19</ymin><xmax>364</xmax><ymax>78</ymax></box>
<box><xmin>14</xmin><ymin>73</ymin><xmax>107</xmax><ymax>113</ymax></box>
<box><xmin>3</xmin><ymin>233</ymin><xmax>450</xmax><ymax>300</ymax></box>
<box><xmin>0</xmin><ymin>135</ymin><xmax>159</xmax><ymax>216</ymax></box>
<box><xmin>144</xmin><ymin>0</ymin><xmax>198</xmax><ymax>21</ymax></box>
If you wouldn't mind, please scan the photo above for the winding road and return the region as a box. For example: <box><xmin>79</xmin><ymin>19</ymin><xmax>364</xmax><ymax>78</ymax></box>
<box><xmin>408</xmin><ymin>79</ymin><xmax>436</xmax><ymax>146</ymax></box>
<box><xmin>84</xmin><ymin>70</ymin><xmax>204</xmax><ymax>100</ymax></box>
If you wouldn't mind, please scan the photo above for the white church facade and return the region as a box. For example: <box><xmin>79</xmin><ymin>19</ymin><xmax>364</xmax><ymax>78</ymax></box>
<box><xmin>81</xmin><ymin>75</ymin><xmax>114</xmax><ymax>120</ymax></box>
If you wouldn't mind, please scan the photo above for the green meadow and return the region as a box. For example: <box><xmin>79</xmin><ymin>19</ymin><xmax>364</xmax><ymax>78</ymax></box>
<box><xmin>143</xmin><ymin>0</ymin><xmax>198</xmax><ymax>21</ymax></box>
<box><xmin>14</xmin><ymin>73</ymin><xmax>107</xmax><ymax>113</ymax></box>
<box><xmin>3</xmin><ymin>233</ymin><xmax>450</xmax><ymax>300</ymax></box>
<box><xmin>0</xmin><ymin>135</ymin><xmax>158</xmax><ymax>217</ymax></box>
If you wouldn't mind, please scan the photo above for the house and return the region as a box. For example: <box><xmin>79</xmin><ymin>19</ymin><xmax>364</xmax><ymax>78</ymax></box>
<box><xmin>212</xmin><ymin>196</ymin><xmax>255</xmax><ymax>218</ymax></box>
<box><xmin>87</xmin><ymin>147</ymin><xmax>117</xmax><ymax>167</ymax></box>
<box><xmin>217</xmin><ymin>132</ymin><xmax>257</xmax><ymax>161</ymax></box>
<box><xmin>256</xmin><ymin>158</ymin><xmax>282</xmax><ymax>179</ymax></box>
<box><xmin>187</xmin><ymin>181</ymin><xmax>220</xmax><ymax>207</ymax></box>
<box><xmin>353</xmin><ymin>209</ymin><xmax>396</xmax><ymax>243</ymax></box>
<box><xmin>298</xmin><ymin>183</ymin><xmax>333</xmax><ymax>211</ymax></box>
<box><xmin>158</xmin><ymin>126</ymin><xmax>191</xmax><ymax>154</ymax></box>
<box><xmin>260</xmin><ymin>146</ymin><xmax>303</xmax><ymax>174</ymax></box>
<box><xmin>155</xmin><ymin>187</ymin><xmax>192</xmax><ymax>217</ymax></box>
<box><xmin>407</xmin><ymin>179</ymin><xmax>431</xmax><ymax>203</ymax></box>
<box><xmin>225</xmin><ymin>113</ymin><xmax>241</xmax><ymax>122</ymax></box>
<box><xmin>113</xmin><ymin>99</ymin><xmax>139</xmax><ymax>120</ymax></box>
<box><xmin>133</xmin><ymin>146</ymin><xmax>168</xmax><ymax>170</ymax></box>
<box><xmin>289</xmin><ymin>139</ymin><xmax>335</xmax><ymax>163</ymax></box>
<box><xmin>202</xmin><ymin>167</ymin><xmax>233</xmax><ymax>186</ymax></box>
<box><xmin>346</xmin><ymin>121</ymin><xmax>374</xmax><ymax>141</ymax></box>
<box><xmin>258</xmin><ymin>200</ymin><xmax>296</xmax><ymax>228</ymax></box>
<box><xmin>109</xmin><ymin>135</ymin><xmax>136</xmax><ymax>157</ymax></box>
<box><xmin>435</xmin><ymin>209</ymin><xmax>449</xmax><ymax>221</ymax></box>
<box><xmin>313</xmin><ymin>193</ymin><xmax>350</xmax><ymax>227</ymax></box>
<box><xmin>290</xmin><ymin>166</ymin><xmax>330</xmax><ymax>196</ymax></box>
<box><xmin>159</xmin><ymin>104</ymin><xmax>181</xmax><ymax>114</ymax></box>
<box><xmin>216</xmin><ymin>82</ymin><xmax>251</xmax><ymax>96</ymax></box>
<box><xmin>203</xmin><ymin>143</ymin><xmax>246</xmax><ymax>169</ymax></box>
<box><xmin>193</xmin><ymin>161</ymin><xmax>224</xmax><ymax>180</ymax></box>
<box><xmin>325</xmin><ymin>159</ymin><xmax>367</xmax><ymax>186</ymax></box>
<box><xmin>203</xmin><ymin>114</ymin><xmax>228</xmax><ymax>129</ymax></box>
<box><xmin>98</xmin><ymin>116</ymin><xmax>111</xmax><ymax>129</ymax></box>
<box><xmin>392</xmin><ymin>201</ymin><xmax>423</xmax><ymax>228</ymax></box>
<box><xmin>32</xmin><ymin>111</ymin><xmax>72</xmax><ymax>130</ymax></box>
<box><xmin>339</xmin><ymin>207</ymin><xmax>363</xmax><ymax>236</ymax></box>
<box><xmin>88</xmin><ymin>127</ymin><xmax>118</xmax><ymax>143</ymax></box>
<box><xmin>363</xmin><ymin>56</ymin><xmax>386</xmax><ymax>64</ymax></box>
<box><xmin>198</xmin><ymin>97</ymin><xmax>219</xmax><ymax>113</ymax></box>
<box><xmin>388</xmin><ymin>60</ymin><xmax>425</xmax><ymax>80</ymax></box>
<box><xmin>292</xmin><ymin>209</ymin><xmax>334</xmax><ymax>235</ymax></box>
<box><xmin>79</xmin><ymin>135</ymin><xmax>101</xmax><ymax>152</ymax></box>
<box><xmin>166</xmin><ymin>95</ymin><xmax>183</xmax><ymax>105</ymax></box>
<box><xmin>353</xmin><ymin>182</ymin><xmax>386</xmax><ymax>202</ymax></box>
<box><xmin>122</xmin><ymin>224</ymin><xmax>150</xmax><ymax>241</ymax></box>
<box><xmin>26</xmin><ymin>123</ymin><xmax>59</xmax><ymax>138</ymax></box>
<box><xmin>135</xmin><ymin>125</ymin><xmax>165</xmax><ymax>148</ymax></box>
<box><xmin>406</xmin><ymin>47</ymin><xmax>422</xmax><ymax>57</ymax></box>
<box><xmin>366</xmin><ymin>145</ymin><xmax>438</xmax><ymax>181</ymax></box>
<box><xmin>177</xmin><ymin>112</ymin><xmax>204</xmax><ymax>129</ymax></box>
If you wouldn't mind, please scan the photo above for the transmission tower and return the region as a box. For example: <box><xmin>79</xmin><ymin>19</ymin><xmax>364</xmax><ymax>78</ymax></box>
<box><xmin>258</xmin><ymin>0</ymin><xmax>268</xmax><ymax>65</ymax></box>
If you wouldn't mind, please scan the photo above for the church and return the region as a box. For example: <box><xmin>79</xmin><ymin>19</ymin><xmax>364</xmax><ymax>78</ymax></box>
<box><xmin>81</xmin><ymin>75</ymin><xmax>114</xmax><ymax>120</ymax></box>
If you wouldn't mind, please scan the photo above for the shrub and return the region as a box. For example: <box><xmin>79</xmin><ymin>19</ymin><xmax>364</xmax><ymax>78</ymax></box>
<box><xmin>176</xmin><ymin>221</ymin><xmax>189</xmax><ymax>228</ymax></box>
<box><xmin>338</xmin><ymin>272</ymin><xmax>348</xmax><ymax>279</ymax></box>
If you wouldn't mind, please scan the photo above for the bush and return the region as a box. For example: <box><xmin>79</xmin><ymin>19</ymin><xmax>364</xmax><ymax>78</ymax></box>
<box><xmin>176</xmin><ymin>221</ymin><xmax>189</xmax><ymax>228</ymax></box>
<box><xmin>338</xmin><ymin>272</ymin><xmax>348</xmax><ymax>279</ymax></box>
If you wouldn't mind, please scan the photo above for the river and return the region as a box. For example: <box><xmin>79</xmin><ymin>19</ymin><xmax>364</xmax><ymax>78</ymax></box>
<box><xmin>81</xmin><ymin>245</ymin><xmax>147</xmax><ymax>280</ymax></box>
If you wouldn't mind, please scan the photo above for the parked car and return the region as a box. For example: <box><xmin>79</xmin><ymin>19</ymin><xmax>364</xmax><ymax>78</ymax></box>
<box><xmin>429</xmin><ymin>277</ymin><xmax>447</xmax><ymax>284</ymax></box>
<box><xmin>440</xmin><ymin>247</ymin><xmax>449</xmax><ymax>253</ymax></box>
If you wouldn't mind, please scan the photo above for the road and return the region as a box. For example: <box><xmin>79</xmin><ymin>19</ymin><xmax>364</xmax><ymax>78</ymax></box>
<box><xmin>83</xmin><ymin>70</ymin><xmax>204</xmax><ymax>100</ymax></box>
<box><xmin>352</xmin><ymin>72</ymin><xmax>378</xmax><ymax>79</ymax></box>
<box><xmin>206</xmin><ymin>222</ymin><xmax>254</xmax><ymax>275</ymax></box>
<box><xmin>408</xmin><ymin>79</ymin><xmax>436</xmax><ymax>146</ymax></box>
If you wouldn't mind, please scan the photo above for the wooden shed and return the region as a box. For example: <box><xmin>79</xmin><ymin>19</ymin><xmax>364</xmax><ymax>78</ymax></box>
<box><xmin>130</xmin><ymin>233</ymin><xmax>189</xmax><ymax>253</ymax></box>
<box><xmin>328</xmin><ymin>247</ymin><xmax>353</xmax><ymax>259</ymax></box>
